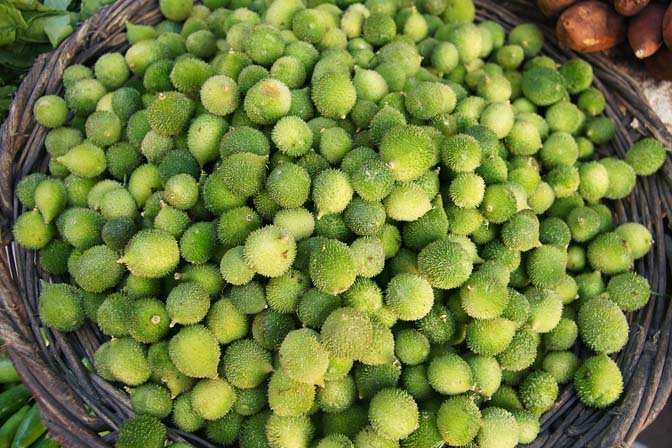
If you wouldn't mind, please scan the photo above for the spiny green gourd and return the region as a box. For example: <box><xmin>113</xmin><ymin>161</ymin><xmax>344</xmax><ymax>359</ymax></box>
<box><xmin>266</xmin><ymin>268</ymin><xmax>310</xmax><ymax>314</ymax></box>
<box><xmin>460</xmin><ymin>269</ymin><xmax>509</xmax><ymax>319</ymax></box>
<box><xmin>625</xmin><ymin>137</ymin><xmax>667</xmax><ymax>176</ymax></box>
<box><xmin>120</xmin><ymin>229</ymin><xmax>180</xmax><ymax>278</ymax></box>
<box><xmin>368</xmin><ymin>388</ymin><xmax>419</xmax><ymax>441</ymax></box>
<box><xmin>166</xmin><ymin>281</ymin><xmax>210</xmax><ymax>326</ymax></box>
<box><xmin>427</xmin><ymin>353</ymin><xmax>474</xmax><ymax>395</ymax></box>
<box><xmin>217</xmin><ymin>206</ymin><xmax>262</xmax><ymax>248</ymax></box>
<box><xmin>101</xmin><ymin>218</ymin><xmax>136</xmax><ymax>250</ymax></box>
<box><xmin>200</xmin><ymin>74</ymin><xmax>240</xmax><ymax>117</ymax></box>
<box><xmin>317</xmin><ymin>375</ymin><xmax>356</xmax><ymax>414</ymax></box>
<box><xmin>11</xmin><ymin>0</ymin><xmax>668</xmax><ymax>445</ymax></box>
<box><xmin>266</xmin><ymin>162</ymin><xmax>311</xmax><ymax>208</ymax></box>
<box><xmin>587</xmin><ymin>232</ymin><xmax>633</xmax><ymax>275</ymax></box>
<box><xmin>544</xmin><ymin>317</ymin><xmax>579</xmax><ymax>351</ymax></box>
<box><xmin>96</xmin><ymin>292</ymin><xmax>132</xmax><ymax>337</ymax></box>
<box><xmin>146</xmin><ymin>91</ymin><xmax>194</xmax><ymax>136</ymax></box>
<box><xmin>191</xmin><ymin>378</ymin><xmax>237</xmax><ymax>420</ymax></box>
<box><xmin>489</xmin><ymin>384</ymin><xmax>524</xmax><ymax>412</ymax></box>
<box><xmin>222</xmin><ymin>339</ymin><xmax>273</xmax><ymax>389</ymax></box>
<box><xmin>497</xmin><ymin>327</ymin><xmax>540</xmax><ymax>372</ymax></box>
<box><xmin>103</xmin><ymin>337</ymin><xmax>152</xmax><ymax>386</ymax></box>
<box><xmin>206</xmin><ymin>298</ymin><xmax>249</xmax><ymax>345</ymax></box>
<box><xmin>146</xmin><ymin>341</ymin><xmax>195</xmax><ymax>397</ymax></box>
<box><xmin>574</xmin><ymin>354</ymin><xmax>623</xmax><ymax>408</ymax></box>
<box><xmin>525</xmin><ymin>287</ymin><xmax>564</xmax><ymax>333</ymax></box>
<box><xmin>172</xmin><ymin>391</ymin><xmax>205</xmax><ymax>433</ymax></box>
<box><xmin>417</xmin><ymin>237</ymin><xmax>473</xmax><ymax>289</ymax></box>
<box><xmin>274</xmin><ymin>207</ymin><xmax>315</xmax><ymax>241</ymax></box>
<box><xmin>607</xmin><ymin>271</ymin><xmax>651</xmax><ymax>312</ymax></box>
<box><xmin>379</xmin><ymin>125</ymin><xmax>435</xmax><ymax>182</ymax></box>
<box><xmin>394</xmin><ymin>329</ymin><xmax>430</xmax><ymax>366</ymax></box>
<box><xmin>71</xmin><ymin>245</ymin><xmax>125</xmax><ymax>292</ymax></box>
<box><xmin>466</xmin><ymin>318</ymin><xmax>517</xmax><ymax>356</ymax></box>
<box><xmin>252</xmin><ymin>309</ymin><xmax>297</xmax><ymax>350</ymax></box>
<box><xmin>309</xmin><ymin>239</ymin><xmax>357</xmax><ymax>295</ymax></box>
<box><xmin>38</xmin><ymin>281</ymin><xmax>85</xmax><ymax>332</ymax></box>
<box><xmin>279</xmin><ymin>328</ymin><xmax>329</xmax><ymax>386</ymax></box>
<box><xmin>436</xmin><ymin>396</ymin><xmax>482</xmax><ymax>446</ymax></box>
<box><xmin>244</xmin><ymin>225</ymin><xmax>296</xmax><ymax>278</ymax></box>
<box><xmin>417</xmin><ymin>303</ymin><xmax>457</xmax><ymax>344</ymax></box>
<box><xmin>354</xmin><ymin>364</ymin><xmax>401</xmax><ymax>402</ymax></box>
<box><xmin>321</xmin><ymin>307</ymin><xmax>373</xmax><ymax>361</ymax></box>
<box><xmin>266</xmin><ymin>414</ymin><xmax>314</xmax><ymax>448</ymax></box>
<box><xmin>312</xmin><ymin>169</ymin><xmax>354</xmax><ymax>218</ymax></box>
<box><xmin>615</xmin><ymin>222</ymin><xmax>653</xmax><ymax>260</ymax></box>
<box><xmin>39</xmin><ymin>239</ymin><xmax>72</xmax><ymax>275</ymax></box>
<box><xmin>233</xmin><ymin>385</ymin><xmax>268</xmax><ymax>416</ymax></box>
<box><xmin>168</xmin><ymin>325</ymin><xmax>220</xmax><ymax>379</ymax></box>
<box><xmin>519</xmin><ymin>370</ymin><xmax>559</xmax><ymax>416</ymax></box>
<box><xmin>467</xmin><ymin>354</ymin><xmax>503</xmax><ymax>397</ymax></box>
<box><xmin>57</xmin><ymin>142</ymin><xmax>107</xmax><ymax>178</ymax></box>
<box><xmin>205</xmin><ymin>411</ymin><xmax>244</xmax><ymax>445</ymax></box>
<box><xmin>129</xmin><ymin>298</ymin><xmax>170</xmax><ymax>344</ymax></box>
<box><xmin>267</xmin><ymin>368</ymin><xmax>316</xmax><ymax>416</ymax></box>
<box><xmin>245</xmin><ymin>78</ymin><xmax>292</xmax><ymax>124</ymax></box>
<box><xmin>359</xmin><ymin>317</ymin><xmax>395</xmax><ymax>365</ymax></box>
<box><xmin>577</xmin><ymin>296</ymin><xmax>629</xmax><ymax>354</ymax></box>
<box><xmin>543</xmin><ymin>351</ymin><xmax>581</xmax><ymax>385</ymax></box>
<box><xmin>384</xmin><ymin>273</ymin><xmax>434</xmax><ymax>321</ymax></box>
<box><xmin>298</xmin><ymin>288</ymin><xmax>342</xmax><ymax>329</ymax></box>
<box><xmin>130</xmin><ymin>383</ymin><xmax>172</xmax><ymax>419</ymax></box>
<box><xmin>384</xmin><ymin>183</ymin><xmax>432</xmax><ymax>222</ymax></box>
<box><xmin>478</xmin><ymin>407</ymin><xmax>519</xmax><ymax>448</ymax></box>
<box><xmin>116</xmin><ymin>415</ymin><xmax>167</xmax><ymax>448</ymax></box>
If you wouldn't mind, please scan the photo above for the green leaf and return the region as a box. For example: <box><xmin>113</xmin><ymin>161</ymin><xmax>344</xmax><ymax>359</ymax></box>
<box><xmin>0</xmin><ymin>85</ymin><xmax>18</xmax><ymax>123</ymax></box>
<box><xmin>0</xmin><ymin>40</ymin><xmax>49</xmax><ymax>71</ymax></box>
<box><xmin>7</xmin><ymin>0</ymin><xmax>45</xmax><ymax>11</ymax></box>
<box><xmin>15</xmin><ymin>16</ymin><xmax>51</xmax><ymax>43</ymax></box>
<box><xmin>0</xmin><ymin>4</ymin><xmax>27</xmax><ymax>46</ymax></box>
<box><xmin>42</xmin><ymin>14</ymin><xmax>72</xmax><ymax>46</ymax></box>
<box><xmin>0</xmin><ymin>85</ymin><xmax>17</xmax><ymax>96</ymax></box>
<box><xmin>0</xmin><ymin>84</ymin><xmax>18</xmax><ymax>121</ymax></box>
<box><xmin>15</xmin><ymin>10</ymin><xmax>69</xmax><ymax>44</ymax></box>
<box><xmin>45</xmin><ymin>0</ymin><xmax>72</xmax><ymax>11</ymax></box>
<box><xmin>0</xmin><ymin>3</ymin><xmax>27</xmax><ymax>26</ymax></box>
<box><xmin>8</xmin><ymin>0</ymin><xmax>74</xmax><ymax>12</ymax></box>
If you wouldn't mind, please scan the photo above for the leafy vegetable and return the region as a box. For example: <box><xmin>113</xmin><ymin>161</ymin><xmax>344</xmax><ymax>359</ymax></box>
<box><xmin>0</xmin><ymin>84</ymin><xmax>17</xmax><ymax>119</ymax></box>
<box><xmin>0</xmin><ymin>0</ymin><xmax>113</xmax><ymax>123</ymax></box>
<box><xmin>0</xmin><ymin>4</ymin><xmax>27</xmax><ymax>46</ymax></box>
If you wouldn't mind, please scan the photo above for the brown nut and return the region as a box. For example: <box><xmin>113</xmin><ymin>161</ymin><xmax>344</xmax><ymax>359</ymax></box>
<box><xmin>613</xmin><ymin>0</ymin><xmax>651</xmax><ymax>17</ymax></box>
<box><xmin>645</xmin><ymin>47</ymin><xmax>672</xmax><ymax>81</ymax></box>
<box><xmin>628</xmin><ymin>2</ymin><xmax>666</xmax><ymax>59</ymax></box>
<box><xmin>557</xmin><ymin>1</ymin><xmax>627</xmax><ymax>53</ymax></box>
<box><xmin>663</xmin><ymin>2</ymin><xmax>672</xmax><ymax>50</ymax></box>
<box><xmin>537</xmin><ymin>0</ymin><xmax>578</xmax><ymax>16</ymax></box>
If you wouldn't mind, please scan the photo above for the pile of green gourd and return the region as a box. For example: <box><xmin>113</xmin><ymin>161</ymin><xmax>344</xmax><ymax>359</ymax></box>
<box><xmin>11</xmin><ymin>0</ymin><xmax>669</xmax><ymax>447</ymax></box>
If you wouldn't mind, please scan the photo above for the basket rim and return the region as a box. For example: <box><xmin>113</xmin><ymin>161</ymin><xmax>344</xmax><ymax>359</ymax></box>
<box><xmin>0</xmin><ymin>1</ymin><xmax>671</xmax><ymax>447</ymax></box>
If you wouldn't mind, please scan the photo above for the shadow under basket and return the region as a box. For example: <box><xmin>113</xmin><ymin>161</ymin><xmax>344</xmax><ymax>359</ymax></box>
<box><xmin>1</xmin><ymin>0</ymin><xmax>672</xmax><ymax>446</ymax></box>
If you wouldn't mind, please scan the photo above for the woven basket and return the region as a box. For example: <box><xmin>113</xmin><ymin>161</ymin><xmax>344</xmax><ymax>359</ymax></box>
<box><xmin>1</xmin><ymin>0</ymin><xmax>671</xmax><ymax>446</ymax></box>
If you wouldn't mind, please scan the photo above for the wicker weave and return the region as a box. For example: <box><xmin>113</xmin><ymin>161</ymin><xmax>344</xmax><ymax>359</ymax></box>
<box><xmin>0</xmin><ymin>0</ymin><xmax>671</xmax><ymax>446</ymax></box>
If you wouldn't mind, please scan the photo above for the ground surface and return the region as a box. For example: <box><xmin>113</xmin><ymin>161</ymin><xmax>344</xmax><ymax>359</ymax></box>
<box><xmin>637</xmin><ymin>398</ymin><xmax>671</xmax><ymax>447</ymax></box>
<box><xmin>628</xmin><ymin>65</ymin><xmax>672</xmax><ymax>131</ymax></box>
<box><xmin>632</xmin><ymin>63</ymin><xmax>672</xmax><ymax>448</ymax></box>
